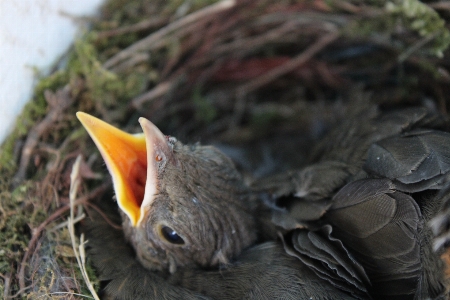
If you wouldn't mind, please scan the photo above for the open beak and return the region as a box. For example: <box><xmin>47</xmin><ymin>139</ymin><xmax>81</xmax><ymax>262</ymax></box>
<box><xmin>76</xmin><ymin>112</ymin><xmax>147</xmax><ymax>226</ymax></box>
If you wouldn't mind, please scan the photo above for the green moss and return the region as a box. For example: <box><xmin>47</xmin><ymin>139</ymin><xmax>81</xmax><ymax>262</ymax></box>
<box><xmin>347</xmin><ymin>0</ymin><xmax>450</xmax><ymax>58</ymax></box>
<box><xmin>70</xmin><ymin>37</ymin><xmax>150</xmax><ymax>111</ymax></box>
<box><xmin>0</xmin><ymin>182</ymin><xmax>47</xmax><ymax>292</ymax></box>
<box><xmin>386</xmin><ymin>0</ymin><xmax>450</xmax><ymax>58</ymax></box>
<box><xmin>0</xmin><ymin>135</ymin><xmax>19</xmax><ymax>174</ymax></box>
<box><xmin>72</xmin><ymin>39</ymin><xmax>119</xmax><ymax>105</ymax></box>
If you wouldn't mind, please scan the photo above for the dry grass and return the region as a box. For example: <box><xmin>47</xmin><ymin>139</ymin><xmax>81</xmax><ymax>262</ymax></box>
<box><xmin>67</xmin><ymin>155</ymin><xmax>99</xmax><ymax>300</ymax></box>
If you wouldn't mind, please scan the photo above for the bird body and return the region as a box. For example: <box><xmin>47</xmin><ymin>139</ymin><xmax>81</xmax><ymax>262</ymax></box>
<box><xmin>86</xmin><ymin>212</ymin><xmax>356</xmax><ymax>300</ymax></box>
<box><xmin>77</xmin><ymin>106</ymin><xmax>450</xmax><ymax>300</ymax></box>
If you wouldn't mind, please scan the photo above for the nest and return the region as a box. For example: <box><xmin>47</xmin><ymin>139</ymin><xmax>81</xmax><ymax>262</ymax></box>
<box><xmin>1</xmin><ymin>0</ymin><xmax>450</xmax><ymax>298</ymax></box>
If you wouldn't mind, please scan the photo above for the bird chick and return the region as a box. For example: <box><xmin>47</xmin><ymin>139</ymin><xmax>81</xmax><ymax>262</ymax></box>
<box><xmin>77</xmin><ymin>112</ymin><xmax>257</xmax><ymax>273</ymax></box>
<box><xmin>77</xmin><ymin>108</ymin><xmax>450</xmax><ymax>300</ymax></box>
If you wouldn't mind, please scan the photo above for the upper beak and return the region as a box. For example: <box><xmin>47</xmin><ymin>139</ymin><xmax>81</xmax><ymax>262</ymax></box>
<box><xmin>76</xmin><ymin>112</ymin><xmax>147</xmax><ymax>226</ymax></box>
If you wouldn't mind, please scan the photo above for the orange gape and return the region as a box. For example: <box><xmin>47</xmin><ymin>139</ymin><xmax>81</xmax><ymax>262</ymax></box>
<box><xmin>76</xmin><ymin>112</ymin><xmax>147</xmax><ymax>226</ymax></box>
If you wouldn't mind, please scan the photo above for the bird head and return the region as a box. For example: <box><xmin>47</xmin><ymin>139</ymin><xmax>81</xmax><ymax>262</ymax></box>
<box><xmin>77</xmin><ymin>112</ymin><xmax>256</xmax><ymax>273</ymax></box>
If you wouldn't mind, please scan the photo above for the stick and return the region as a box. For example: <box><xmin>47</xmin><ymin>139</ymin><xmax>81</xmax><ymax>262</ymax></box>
<box><xmin>131</xmin><ymin>81</ymin><xmax>172</xmax><ymax>109</ymax></box>
<box><xmin>97</xmin><ymin>17</ymin><xmax>168</xmax><ymax>39</ymax></box>
<box><xmin>103</xmin><ymin>0</ymin><xmax>236</xmax><ymax>69</ymax></box>
<box><xmin>236</xmin><ymin>31</ymin><xmax>339</xmax><ymax>97</ymax></box>
<box><xmin>12</xmin><ymin>85</ymin><xmax>74</xmax><ymax>187</ymax></box>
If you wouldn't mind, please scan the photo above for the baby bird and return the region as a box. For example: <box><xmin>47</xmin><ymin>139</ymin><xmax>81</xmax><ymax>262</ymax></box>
<box><xmin>77</xmin><ymin>107</ymin><xmax>450</xmax><ymax>300</ymax></box>
<box><xmin>77</xmin><ymin>112</ymin><xmax>257</xmax><ymax>273</ymax></box>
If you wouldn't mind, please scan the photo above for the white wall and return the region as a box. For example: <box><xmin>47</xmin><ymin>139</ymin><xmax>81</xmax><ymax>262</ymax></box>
<box><xmin>0</xmin><ymin>0</ymin><xmax>104</xmax><ymax>143</ymax></box>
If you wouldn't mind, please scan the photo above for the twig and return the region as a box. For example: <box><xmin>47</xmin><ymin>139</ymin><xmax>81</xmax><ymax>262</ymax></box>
<box><xmin>103</xmin><ymin>0</ymin><xmax>236</xmax><ymax>69</ymax></box>
<box><xmin>67</xmin><ymin>155</ymin><xmax>100</xmax><ymax>300</ymax></box>
<box><xmin>236</xmin><ymin>31</ymin><xmax>339</xmax><ymax>97</ymax></box>
<box><xmin>5</xmin><ymin>286</ymin><xmax>32</xmax><ymax>299</ymax></box>
<box><xmin>12</xmin><ymin>85</ymin><xmax>75</xmax><ymax>187</ymax></box>
<box><xmin>84</xmin><ymin>202</ymin><xmax>122</xmax><ymax>230</ymax></box>
<box><xmin>131</xmin><ymin>81</ymin><xmax>173</xmax><ymax>109</ymax></box>
<box><xmin>429</xmin><ymin>1</ymin><xmax>450</xmax><ymax>10</ymax></box>
<box><xmin>109</xmin><ymin>53</ymin><xmax>150</xmax><ymax>73</ymax></box>
<box><xmin>49</xmin><ymin>213</ymin><xmax>86</xmax><ymax>232</ymax></box>
<box><xmin>96</xmin><ymin>17</ymin><xmax>169</xmax><ymax>39</ymax></box>
<box><xmin>209</xmin><ymin>21</ymin><xmax>299</xmax><ymax>59</ymax></box>
<box><xmin>159</xmin><ymin>18</ymin><xmax>215</xmax><ymax>79</ymax></box>
<box><xmin>398</xmin><ymin>33</ymin><xmax>437</xmax><ymax>63</ymax></box>
<box><xmin>3</xmin><ymin>270</ymin><xmax>10</xmax><ymax>299</ymax></box>
<box><xmin>228</xmin><ymin>31</ymin><xmax>339</xmax><ymax>129</ymax></box>
<box><xmin>36</xmin><ymin>291</ymin><xmax>94</xmax><ymax>299</ymax></box>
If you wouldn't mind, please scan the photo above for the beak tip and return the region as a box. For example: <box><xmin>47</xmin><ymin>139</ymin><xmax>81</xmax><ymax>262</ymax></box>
<box><xmin>138</xmin><ymin>117</ymin><xmax>148</xmax><ymax>125</ymax></box>
<box><xmin>138</xmin><ymin>117</ymin><xmax>154</xmax><ymax>132</ymax></box>
<box><xmin>76</xmin><ymin>111</ymin><xmax>90</xmax><ymax>124</ymax></box>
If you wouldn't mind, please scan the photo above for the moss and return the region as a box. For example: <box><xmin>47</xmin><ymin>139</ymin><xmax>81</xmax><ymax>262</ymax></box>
<box><xmin>386</xmin><ymin>0</ymin><xmax>450</xmax><ymax>58</ymax></box>
<box><xmin>0</xmin><ymin>181</ymin><xmax>47</xmax><ymax>295</ymax></box>
<box><xmin>347</xmin><ymin>0</ymin><xmax>450</xmax><ymax>58</ymax></box>
<box><xmin>386</xmin><ymin>0</ymin><xmax>450</xmax><ymax>57</ymax></box>
<box><xmin>71</xmin><ymin>39</ymin><xmax>121</xmax><ymax>106</ymax></box>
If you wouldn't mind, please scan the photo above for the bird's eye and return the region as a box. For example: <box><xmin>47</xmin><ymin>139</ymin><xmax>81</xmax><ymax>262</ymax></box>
<box><xmin>155</xmin><ymin>155</ymin><xmax>162</xmax><ymax>161</ymax></box>
<box><xmin>160</xmin><ymin>225</ymin><xmax>184</xmax><ymax>245</ymax></box>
